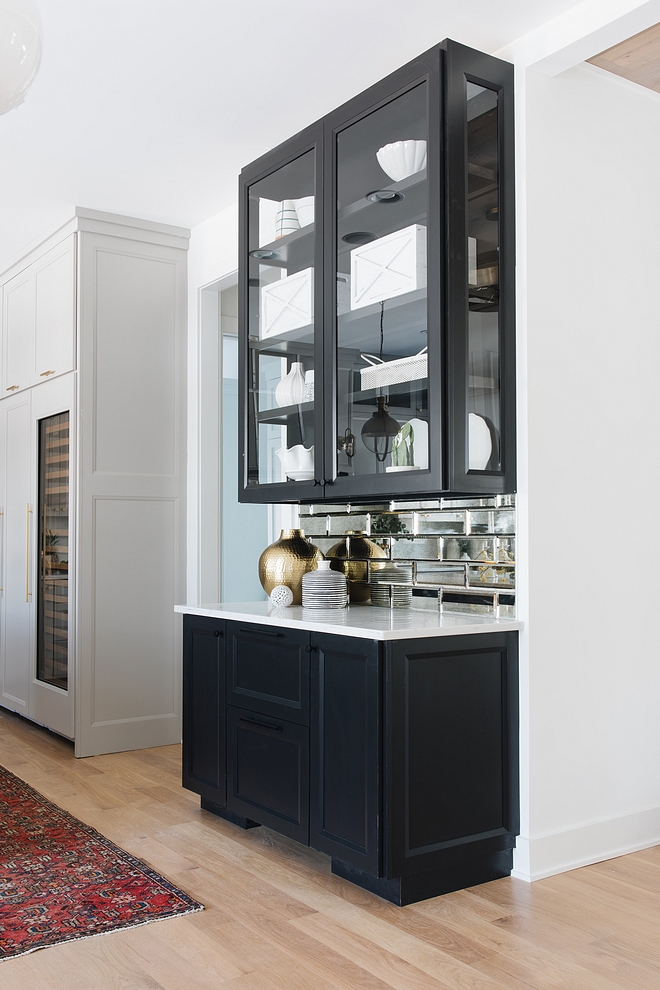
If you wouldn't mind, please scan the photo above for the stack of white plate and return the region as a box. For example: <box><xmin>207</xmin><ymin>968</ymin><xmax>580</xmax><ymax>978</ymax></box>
<box><xmin>302</xmin><ymin>561</ymin><xmax>348</xmax><ymax>609</ymax></box>
<box><xmin>370</xmin><ymin>563</ymin><xmax>413</xmax><ymax>608</ymax></box>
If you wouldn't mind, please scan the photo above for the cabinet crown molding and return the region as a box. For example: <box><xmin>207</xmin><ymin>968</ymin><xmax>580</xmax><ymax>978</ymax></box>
<box><xmin>1</xmin><ymin>207</ymin><xmax>190</xmax><ymax>284</ymax></box>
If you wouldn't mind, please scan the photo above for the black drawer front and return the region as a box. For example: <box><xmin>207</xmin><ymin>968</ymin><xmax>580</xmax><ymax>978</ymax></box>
<box><xmin>227</xmin><ymin>621</ymin><xmax>310</xmax><ymax>725</ymax></box>
<box><xmin>227</xmin><ymin>705</ymin><xmax>309</xmax><ymax>844</ymax></box>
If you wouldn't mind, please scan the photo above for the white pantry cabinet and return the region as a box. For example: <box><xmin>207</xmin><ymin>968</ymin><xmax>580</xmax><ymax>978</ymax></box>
<box><xmin>2</xmin><ymin>234</ymin><xmax>76</xmax><ymax>394</ymax></box>
<box><xmin>0</xmin><ymin>209</ymin><xmax>189</xmax><ymax>757</ymax></box>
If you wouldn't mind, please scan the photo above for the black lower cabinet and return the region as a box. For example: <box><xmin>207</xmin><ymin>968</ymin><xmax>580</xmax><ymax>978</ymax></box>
<box><xmin>182</xmin><ymin>617</ymin><xmax>519</xmax><ymax>905</ymax></box>
<box><xmin>182</xmin><ymin>616</ymin><xmax>226</xmax><ymax>808</ymax></box>
<box><xmin>226</xmin><ymin>705</ymin><xmax>309</xmax><ymax>844</ymax></box>
<box><xmin>309</xmin><ymin>635</ymin><xmax>380</xmax><ymax>876</ymax></box>
<box><xmin>380</xmin><ymin>632</ymin><xmax>519</xmax><ymax>905</ymax></box>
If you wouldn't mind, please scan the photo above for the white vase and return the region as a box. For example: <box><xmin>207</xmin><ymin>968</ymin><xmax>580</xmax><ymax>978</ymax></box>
<box><xmin>275</xmin><ymin>362</ymin><xmax>305</xmax><ymax>407</ymax></box>
<box><xmin>275</xmin><ymin>200</ymin><xmax>300</xmax><ymax>239</ymax></box>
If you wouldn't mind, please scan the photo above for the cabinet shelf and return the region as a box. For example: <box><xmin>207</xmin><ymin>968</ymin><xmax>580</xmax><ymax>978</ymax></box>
<box><xmin>257</xmin><ymin>401</ymin><xmax>314</xmax><ymax>425</ymax></box>
<box><xmin>249</xmin><ymin>325</ymin><xmax>314</xmax><ymax>354</ymax></box>
<box><xmin>338</xmin><ymin>171</ymin><xmax>426</xmax><ymax>224</ymax></box>
<box><xmin>250</xmin><ymin>225</ymin><xmax>314</xmax><ymax>269</ymax></box>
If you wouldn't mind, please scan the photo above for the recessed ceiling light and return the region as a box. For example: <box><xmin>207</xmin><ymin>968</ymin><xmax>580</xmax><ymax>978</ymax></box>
<box><xmin>366</xmin><ymin>190</ymin><xmax>404</xmax><ymax>204</ymax></box>
<box><xmin>342</xmin><ymin>231</ymin><xmax>377</xmax><ymax>245</ymax></box>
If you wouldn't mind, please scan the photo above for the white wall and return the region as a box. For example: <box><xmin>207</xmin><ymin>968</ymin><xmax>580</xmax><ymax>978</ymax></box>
<box><xmin>186</xmin><ymin>205</ymin><xmax>238</xmax><ymax>601</ymax></box>
<box><xmin>520</xmin><ymin>62</ymin><xmax>660</xmax><ymax>879</ymax></box>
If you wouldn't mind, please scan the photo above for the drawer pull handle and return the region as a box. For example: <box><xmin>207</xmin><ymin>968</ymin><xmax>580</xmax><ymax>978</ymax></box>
<box><xmin>39</xmin><ymin>370</ymin><xmax>55</xmax><ymax>377</ymax></box>
<box><xmin>240</xmin><ymin>715</ymin><xmax>283</xmax><ymax>732</ymax></box>
<box><xmin>6</xmin><ymin>385</ymin><xmax>19</xmax><ymax>391</ymax></box>
<box><xmin>239</xmin><ymin>626</ymin><xmax>282</xmax><ymax>638</ymax></box>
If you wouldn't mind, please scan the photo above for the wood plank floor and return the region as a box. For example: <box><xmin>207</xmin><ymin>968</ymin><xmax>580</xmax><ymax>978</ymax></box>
<box><xmin>1</xmin><ymin>708</ymin><xmax>659</xmax><ymax>990</ymax></box>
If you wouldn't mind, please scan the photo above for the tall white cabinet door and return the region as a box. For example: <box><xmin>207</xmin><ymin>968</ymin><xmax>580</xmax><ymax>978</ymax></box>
<box><xmin>76</xmin><ymin>231</ymin><xmax>187</xmax><ymax>757</ymax></box>
<box><xmin>33</xmin><ymin>235</ymin><xmax>76</xmax><ymax>385</ymax></box>
<box><xmin>3</xmin><ymin>269</ymin><xmax>33</xmax><ymax>395</ymax></box>
<box><xmin>29</xmin><ymin>374</ymin><xmax>75</xmax><ymax>739</ymax></box>
<box><xmin>0</xmin><ymin>392</ymin><xmax>33</xmax><ymax>715</ymax></box>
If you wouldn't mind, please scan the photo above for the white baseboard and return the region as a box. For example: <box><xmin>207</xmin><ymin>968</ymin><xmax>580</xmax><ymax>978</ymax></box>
<box><xmin>512</xmin><ymin>806</ymin><xmax>660</xmax><ymax>882</ymax></box>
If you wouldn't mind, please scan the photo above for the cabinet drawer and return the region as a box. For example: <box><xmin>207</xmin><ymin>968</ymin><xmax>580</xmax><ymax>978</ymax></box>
<box><xmin>227</xmin><ymin>621</ymin><xmax>310</xmax><ymax>725</ymax></box>
<box><xmin>227</xmin><ymin>705</ymin><xmax>309</xmax><ymax>844</ymax></box>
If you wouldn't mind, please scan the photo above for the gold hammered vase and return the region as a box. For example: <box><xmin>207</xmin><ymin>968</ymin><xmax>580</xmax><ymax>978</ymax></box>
<box><xmin>258</xmin><ymin>529</ymin><xmax>324</xmax><ymax>606</ymax></box>
<box><xmin>327</xmin><ymin>530</ymin><xmax>387</xmax><ymax>603</ymax></box>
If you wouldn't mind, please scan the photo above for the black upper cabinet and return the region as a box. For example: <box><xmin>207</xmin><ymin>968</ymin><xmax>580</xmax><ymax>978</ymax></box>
<box><xmin>238</xmin><ymin>40</ymin><xmax>515</xmax><ymax>504</ymax></box>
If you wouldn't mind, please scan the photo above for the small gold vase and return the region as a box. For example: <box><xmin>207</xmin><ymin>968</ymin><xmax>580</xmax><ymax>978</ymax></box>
<box><xmin>327</xmin><ymin>530</ymin><xmax>387</xmax><ymax>603</ymax></box>
<box><xmin>258</xmin><ymin>529</ymin><xmax>324</xmax><ymax>606</ymax></box>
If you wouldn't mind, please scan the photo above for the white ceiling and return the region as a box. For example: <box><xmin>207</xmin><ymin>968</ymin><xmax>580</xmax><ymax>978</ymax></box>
<box><xmin>0</xmin><ymin>0</ymin><xmax>585</xmax><ymax>271</ymax></box>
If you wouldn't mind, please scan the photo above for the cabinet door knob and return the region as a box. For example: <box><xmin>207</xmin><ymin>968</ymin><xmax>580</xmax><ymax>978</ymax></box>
<box><xmin>213</xmin><ymin>629</ymin><xmax>223</xmax><ymax>638</ymax></box>
<box><xmin>39</xmin><ymin>370</ymin><xmax>55</xmax><ymax>377</ymax></box>
<box><xmin>305</xmin><ymin>644</ymin><xmax>317</xmax><ymax>653</ymax></box>
<box><xmin>6</xmin><ymin>385</ymin><xmax>19</xmax><ymax>391</ymax></box>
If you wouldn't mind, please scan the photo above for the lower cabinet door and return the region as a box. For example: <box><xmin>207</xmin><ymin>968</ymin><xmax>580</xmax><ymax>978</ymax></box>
<box><xmin>385</xmin><ymin>632</ymin><xmax>519</xmax><ymax>881</ymax></box>
<box><xmin>227</xmin><ymin>705</ymin><xmax>309</xmax><ymax>844</ymax></box>
<box><xmin>309</xmin><ymin>635</ymin><xmax>381</xmax><ymax>876</ymax></box>
<box><xmin>182</xmin><ymin>615</ymin><xmax>226</xmax><ymax>806</ymax></box>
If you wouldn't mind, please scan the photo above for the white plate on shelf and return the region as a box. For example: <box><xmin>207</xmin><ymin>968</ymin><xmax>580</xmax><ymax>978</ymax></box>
<box><xmin>469</xmin><ymin>413</ymin><xmax>493</xmax><ymax>471</ymax></box>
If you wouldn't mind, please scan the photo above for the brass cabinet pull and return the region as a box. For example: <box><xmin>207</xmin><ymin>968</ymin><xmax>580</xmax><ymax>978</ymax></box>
<box><xmin>25</xmin><ymin>503</ymin><xmax>32</xmax><ymax>602</ymax></box>
<box><xmin>6</xmin><ymin>385</ymin><xmax>19</xmax><ymax>391</ymax></box>
<box><xmin>39</xmin><ymin>370</ymin><xmax>55</xmax><ymax>377</ymax></box>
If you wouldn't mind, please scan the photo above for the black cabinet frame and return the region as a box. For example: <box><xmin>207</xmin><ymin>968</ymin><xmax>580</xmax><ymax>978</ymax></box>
<box><xmin>238</xmin><ymin>39</ymin><xmax>515</xmax><ymax>505</ymax></box>
<box><xmin>238</xmin><ymin>122</ymin><xmax>325</xmax><ymax>503</ymax></box>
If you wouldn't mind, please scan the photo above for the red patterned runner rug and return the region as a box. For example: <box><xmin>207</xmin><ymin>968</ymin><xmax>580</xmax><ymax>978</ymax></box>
<box><xmin>0</xmin><ymin>764</ymin><xmax>202</xmax><ymax>960</ymax></box>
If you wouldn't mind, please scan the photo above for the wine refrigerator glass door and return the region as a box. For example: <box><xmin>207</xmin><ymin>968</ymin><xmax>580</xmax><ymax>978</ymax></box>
<box><xmin>37</xmin><ymin>410</ymin><xmax>69</xmax><ymax>693</ymax></box>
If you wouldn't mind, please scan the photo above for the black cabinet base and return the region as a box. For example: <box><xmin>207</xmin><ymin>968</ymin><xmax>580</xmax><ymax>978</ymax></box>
<box><xmin>331</xmin><ymin>848</ymin><xmax>514</xmax><ymax>906</ymax></box>
<box><xmin>200</xmin><ymin>796</ymin><xmax>260</xmax><ymax>829</ymax></box>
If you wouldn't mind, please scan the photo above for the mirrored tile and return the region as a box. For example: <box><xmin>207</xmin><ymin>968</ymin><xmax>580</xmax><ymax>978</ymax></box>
<box><xmin>416</xmin><ymin>511</ymin><xmax>466</xmax><ymax>535</ymax></box>
<box><xmin>415</xmin><ymin>562</ymin><xmax>465</xmax><ymax>586</ymax></box>
<box><xmin>301</xmin><ymin>515</ymin><xmax>328</xmax><ymax>537</ymax></box>
<box><xmin>392</xmin><ymin>537</ymin><xmax>441</xmax><ymax>560</ymax></box>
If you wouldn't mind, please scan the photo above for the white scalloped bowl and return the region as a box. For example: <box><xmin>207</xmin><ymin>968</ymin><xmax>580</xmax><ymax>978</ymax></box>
<box><xmin>376</xmin><ymin>140</ymin><xmax>427</xmax><ymax>182</ymax></box>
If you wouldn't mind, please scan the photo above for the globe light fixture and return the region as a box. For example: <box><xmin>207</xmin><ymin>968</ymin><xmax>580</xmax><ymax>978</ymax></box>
<box><xmin>361</xmin><ymin>395</ymin><xmax>401</xmax><ymax>463</ymax></box>
<box><xmin>0</xmin><ymin>0</ymin><xmax>42</xmax><ymax>116</ymax></box>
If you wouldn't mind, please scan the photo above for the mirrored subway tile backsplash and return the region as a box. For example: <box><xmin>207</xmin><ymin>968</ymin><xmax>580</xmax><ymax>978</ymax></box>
<box><xmin>299</xmin><ymin>494</ymin><xmax>516</xmax><ymax>618</ymax></box>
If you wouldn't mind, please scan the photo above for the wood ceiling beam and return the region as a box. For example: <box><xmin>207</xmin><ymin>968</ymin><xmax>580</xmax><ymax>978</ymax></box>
<box><xmin>588</xmin><ymin>22</ymin><xmax>660</xmax><ymax>93</ymax></box>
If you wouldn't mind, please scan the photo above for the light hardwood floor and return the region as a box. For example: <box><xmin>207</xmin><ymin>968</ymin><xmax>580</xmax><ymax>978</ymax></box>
<box><xmin>1</xmin><ymin>707</ymin><xmax>659</xmax><ymax>990</ymax></box>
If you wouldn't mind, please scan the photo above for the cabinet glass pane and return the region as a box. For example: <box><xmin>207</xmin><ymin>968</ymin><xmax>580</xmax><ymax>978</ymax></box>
<box><xmin>37</xmin><ymin>411</ymin><xmax>69</xmax><ymax>690</ymax></box>
<box><xmin>467</xmin><ymin>82</ymin><xmax>500</xmax><ymax>473</ymax></box>
<box><xmin>335</xmin><ymin>82</ymin><xmax>429</xmax><ymax>479</ymax></box>
<box><xmin>246</xmin><ymin>150</ymin><xmax>316</xmax><ymax>486</ymax></box>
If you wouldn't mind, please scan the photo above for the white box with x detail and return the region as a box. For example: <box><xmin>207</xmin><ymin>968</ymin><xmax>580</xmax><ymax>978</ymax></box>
<box><xmin>350</xmin><ymin>224</ymin><xmax>427</xmax><ymax>310</ymax></box>
<box><xmin>261</xmin><ymin>267</ymin><xmax>313</xmax><ymax>338</ymax></box>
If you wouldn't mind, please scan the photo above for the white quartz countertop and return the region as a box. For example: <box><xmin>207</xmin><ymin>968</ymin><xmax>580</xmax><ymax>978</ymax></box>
<box><xmin>174</xmin><ymin>601</ymin><xmax>522</xmax><ymax>641</ymax></box>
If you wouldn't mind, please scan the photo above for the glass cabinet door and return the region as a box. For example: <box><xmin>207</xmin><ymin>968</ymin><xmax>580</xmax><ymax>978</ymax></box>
<box><xmin>332</xmin><ymin>79</ymin><xmax>434</xmax><ymax>491</ymax></box>
<box><xmin>37</xmin><ymin>411</ymin><xmax>69</xmax><ymax>690</ymax></box>
<box><xmin>241</xmin><ymin>136</ymin><xmax>321</xmax><ymax>497</ymax></box>
<box><xmin>467</xmin><ymin>82</ymin><xmax>501</xmax><ymax>475</ymax></box>
<box><xmin>446</xmin><ymin>42</ymin><xmax>515</xmax><ymax>494</ymax></box>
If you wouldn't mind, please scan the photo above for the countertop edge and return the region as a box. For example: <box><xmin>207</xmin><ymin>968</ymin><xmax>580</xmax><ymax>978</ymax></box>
<box><xmin>174</xmin><ymin>603</ymin><xmax>523</xmax><ymax>641</ymax></box>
